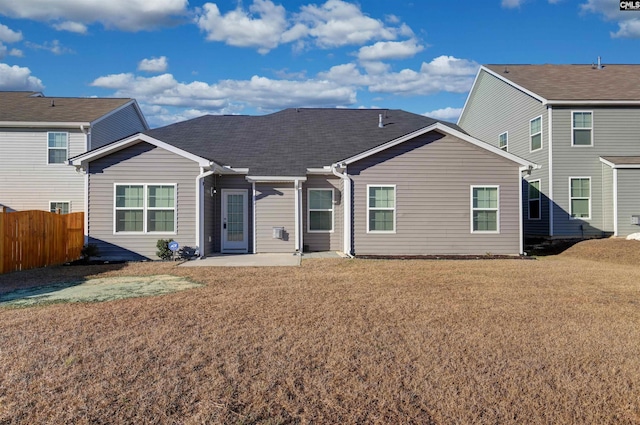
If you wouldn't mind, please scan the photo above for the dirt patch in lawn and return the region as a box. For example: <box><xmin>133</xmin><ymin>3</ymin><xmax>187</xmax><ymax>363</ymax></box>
<box><xmin>558</xmin><ymin>238</ymin><xmax>640</xmax><ymax>266</ymax></box>
<box><xmin>0</xmin><ymin>275</ymin><xmax>202</xmax><ymax>307</ymax></box>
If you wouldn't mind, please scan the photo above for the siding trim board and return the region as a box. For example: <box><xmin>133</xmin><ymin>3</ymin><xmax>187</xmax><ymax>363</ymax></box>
<box><xmin>548</xmin><ymin>106</ymin><xmax>554</xmax><ymax>236</ymax></box>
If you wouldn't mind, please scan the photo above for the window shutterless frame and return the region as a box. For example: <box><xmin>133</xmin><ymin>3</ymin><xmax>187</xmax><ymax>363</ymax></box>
<box><xmin>366</xmin><ymin>184</ymin><xmax>396</xmax><ymax>233</ymax></box>
<box><xmin>307</xmin><ymin>188</ymin><xmax>334</xmax><ymax>233</ymax></box>
<box><xmin>571</xmin><ymin>111</ymin><xmax>593</xmax><ymax>147</ymax></box>
<box><xmin>499</xmin><ymin>131</ymin><xmax>508</xmax><ymax>151</ymax></box>
<box><xmin>113</xmin><ymin>183</ymin><xmax>177</xmax><ymax>234</ymax></box>
<box><xmin>569</xmin><ymin>177</ymin><xmax>591</xmax><ymax>220</ymax></box>
<box><xmin>527</xmin><ymin>179</ymin><xmax>541</xmax><ymax>220</ymax></box>
<box><xmin>530</xmin><ymin>116</ymin><xmax>543</xmax><ymax>152</ymax></box>
<box><xmin>49</xmin><ymin>201</ymin><xmax>71</xmax><ymax>214</ymax></box>
<box><xmin>470</xmin><ymin>185</ymin><xmax>500</xmax><ymax>233</ymax></box>
<box><xmin>47</xmin><ymin>132</ymin><xmax>68</xmax><ymax>164</ymax></box>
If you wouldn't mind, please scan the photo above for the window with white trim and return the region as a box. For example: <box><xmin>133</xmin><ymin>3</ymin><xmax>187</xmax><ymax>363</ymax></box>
<box><xmin>528</xmin><ymin>180</ymin><xmax>541</xmax><ymax>220</ymax></box>
<box><xmin>308</xmin><ymin>188</ymin><xmax>334</xmax><ymax>232</ymax></box>
<box><xmin>499</xmin><ymin>132</ymin><xmax>508</xmax><ymax>151</ymax></box>
<box><xmin>572</xmin><ymin>111</ymin><xmax>593</xmax><ymax>146</ymax></box>
<box><xmin>49</xmin><ymin>201</ymin><xmax>70</xmax><ymax>214</ymax></box>
<box><xmin>570</xmin><ymin>178</ymin><xmax>590</xmax><ymax>219</ymax></box>
<box><xmin>115</xmin><ymin>184</ymin><xmax>176</xmax><ymax>233</ymax></box>
<box><xmin>530</xmin><ymin>116</ymin><xmax>542</xmax><ymax>152</ymax></box>
<box><xmin>367</xmin><ymin>185</ymin><xmax>395</xmax><ymax>232</ymax></box>
<box><xmin>471</xmin><ymin>186</ymin><xmax>499</xmax><ymax>232</ymax></box>
<box><xmin>48</xmin><ymin>132</ymin><xmax>68</xmax><ymax>164</ymax></box>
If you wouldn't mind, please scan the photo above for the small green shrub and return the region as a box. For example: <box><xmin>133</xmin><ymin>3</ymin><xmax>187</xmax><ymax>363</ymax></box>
<box><xmin>156</xmin><ymin>239</ymin><xmax>175</xmax><ymax>261</ymax></box>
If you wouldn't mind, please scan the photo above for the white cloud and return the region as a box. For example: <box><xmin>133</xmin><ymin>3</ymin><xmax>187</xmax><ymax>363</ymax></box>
<box><xmin>196</xmin><ymin>0</ymin><xmax>288</xmax><ymax>54</ymax></box>
<box><xmin>90</xmin><ymin>72</ymin><xmax>357</xmax><ymax>113</ymax></box>
<box><xmin>0</xmin><ymin>23</ymin><xmax>22</xmax><ymax>43</ymax></box>
<box><xmin>138</xmin><ymin>56</ymin><xmax>168</xmax><ymax>73</ymax></box>
<box><xmin>501</xmin><ymin>0</ymin><xmax>524</xmax><ymax>8</ymax></box>
<box><xmin>580</xmin><ymin>0</ymin><xmax>640</xmax><ymax>38</ymax></box>
<box><xmin>0</xmin><ymin>0</ymin><xmax>188</xmax><ymax>31</ymax></box>
<box><xmin>53</xmin><ymin>21</ymin><xmax>88</xmax><ymax>34</ymax></box>
<box><xmin>0</xmin><ymin>63</ymin><xmax>44</xmax><ymax>90</ymax></box>
<box><xmin>357</xmin><ymin>39</ymin><xmax>424</xmax><ymax>62</ymax></box>
<box><xmin>612</xmin><ymin>19</ymin><xmax>640</xmax><ymax>38</ymax></box>
<box><xmin>423</xmin><ymin>107</ymin><xmax>463</xmax><ymax>122</ymax></box>
<box><xmin>25</xmin><ymin>40</ymin><xmax>73</xmax><ymax>55</ymax></box>
<box><xmin>295</xmin><ymin>0</ymin><xmax>397</xmax><ymax>48</ymax></box>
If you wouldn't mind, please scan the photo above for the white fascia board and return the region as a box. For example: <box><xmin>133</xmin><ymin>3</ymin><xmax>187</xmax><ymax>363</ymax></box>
<box><xmin>547</xmin><ymin>100</ymin><xmax>640</xmax><ymax>106</ymax></box>
<box><xmin>90</xmin><ymin>99</ymin><xmax>150</xmax><ymax>130</ymax></box>
<box><xmin>340</xmin><ymin>122</ymin><xmax>537</xmax><ymax>169</ymax></box>
<box><xmin>480</xmin><ymin>66</ymin><xmax>548</xmax><ymax>104</ymax></box>
<box><xmin>222</xmin><ymin>167</ymin><xmax>249</xmax><ymax>174</ymax></box>
<box><xmin>457</xmin><ymin>66</ymin><xmax>482</xmax><ymax>125</ymax></box>
<box><xmin>245</xmin><ymin>176</ymin><xmax>307</xmax><ymax>183</ymax></box>
<box><xmin>68</xmin><ymin>133</ymin><xmax>214</xmax><ymax>168</ymax></box>
<box><xmin>599</xmin><ymin>157</ymin><xmax>640</xmax><ymax>169</ymax></box>
<box><xmin>0</xmin><ymin>121</ymin><xmax>91</xmax><ymax>128</ymax></box>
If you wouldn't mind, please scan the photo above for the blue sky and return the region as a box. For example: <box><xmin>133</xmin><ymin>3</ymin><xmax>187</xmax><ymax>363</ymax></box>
<box><xmin>0</xmin><ymin>0</ymin><xmax>637</xmax><ymax>127</ymax></box>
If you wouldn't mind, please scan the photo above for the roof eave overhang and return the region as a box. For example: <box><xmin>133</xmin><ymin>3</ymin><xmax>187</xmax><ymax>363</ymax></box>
<box><xmin>599</xmin><ymin>157</ymin><xmax>640</xmax><ymax>169</ymax></box>
<box><xmin>339</xmin><ymin>122</ymin><xmax>537</xmax><ymax>169</ymax></box>
<box><xmin>0</xmin><ymin>121</ymin><xmax>91</xmax><ymax>128</ymax></box>
<box><xmin>68</xmin><ymin>133</ymin><xmax>215</xmax><ymax>169</ymax></box>
<box><xmin>547</xmin><ymin>100</ymin><xmax>640</xmax><ymax>106</ymax></box>
<box><xmin>246</xmin><ymin>176</ymin><xmax>308</xmax><ymax>183</ymax></box>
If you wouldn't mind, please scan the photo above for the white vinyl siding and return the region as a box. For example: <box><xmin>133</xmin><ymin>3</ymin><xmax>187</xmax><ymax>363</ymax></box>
<box><xmin>499</xmin><ymin>132</ymin><xmax>508</xmax><ymax>151</ymax></box>
<box><xmin>114</xmin><ymin>183</ymin><xmax>176</xmax><ymax>233</ymax></box>
<box><xmin>47</xmin><ymin>132</ymin><xmax>68</xmax><ymax>164</ymax></box>
<box><xmin>530</xmin><ymin>116</ymin><xmax>542</xmax><ymax>152</ymax></box>
<box><xmin>570</xmin><ymin>177</ymin><xmax>591</xmax><ymax>219</ymax></box>
<box><xmin>528</xmin><ymin>180</ymin><xmax>541</xmax><ymax>220</ymax></box>
<box><xmin>471</xmin><ymin>186</ymin><xmax>499</xmax><ymax>233</ymax></box>
<box><xmin>307</xmin><ymin>188</ymin><xmax>334</xmax><ymax>232</ymax></box>
<box><xmin>367</xmin><ymin>185</ymin><xmax>395</xmax><ymax>233</ymax></box>
<box><xmin>572</xmin><ymin>111</ymin><xmax>593</xmax><ymax>146</ymax></box>
<box><xmin>49</xmin><ymin>201</ymin><xmax>70</xmax><ymax>214</ymax></box>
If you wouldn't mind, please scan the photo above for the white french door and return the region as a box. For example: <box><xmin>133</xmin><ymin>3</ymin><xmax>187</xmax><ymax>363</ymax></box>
<box><xmin>221</xmin><ymin>190</ymin><xmax>248</xmax><ymax>253</ymax></box>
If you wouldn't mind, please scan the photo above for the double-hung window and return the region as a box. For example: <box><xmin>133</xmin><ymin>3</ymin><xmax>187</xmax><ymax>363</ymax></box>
<box><xmin>115</xmin><ymin>184</ymin><xmax>176</xmax><ymax>233</ymax></box>
<box><xmin>471</xmin><ymin>186</ymin><xmax>499</xmax><ymax>232</ymax></box>
<box><xmin>530</xmin><ymin>116</ymin><xmax>542</xmax><ymax>152</ymax></box>
<box><xmin>308</xmin><ymin>189</ymin><xmax>334</xmax><ymax>232</ymax></box>
<box><xmin>572</xmin><ymin>111</ymin><xmax>593</xmax><ymax>146</ymax></box>
<box><xmin>367</xmin><ymin>185</ymin><xmax>395</xmax><ymax>232</ymax></box>
<box><xmin>499</xmin><ymin>132</ymin><xmax>508</xmax><ymax>151</ymax></box>
<box><xmin>570</xmin><ymin>178</ymin><xmax>590</xmax><ymax>219</ymax></box>
<box><xmin>48</xmin><ymin>132</ymin><xmax>68</xmax><ymax>164</ymax></box>
<box><xmin>528</xmin><ymin>180</ymin><xmax>541</xmax><ymax>220</ymax></box>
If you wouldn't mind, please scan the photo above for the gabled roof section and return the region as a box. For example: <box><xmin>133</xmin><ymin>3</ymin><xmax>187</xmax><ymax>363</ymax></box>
<box><xmin>483</xmin><ymin>64</ymin><xmax>640</xmax><ymax>103</ymax></box>
<box><xmin>0</xmin><ymin>91</ymin><xmax>137</xmax><ymax>123</ymax></box>
<box><xmin>145</xmin><ymin>108</ymin><xmax>466</xmax><ymax>176</ymax></box>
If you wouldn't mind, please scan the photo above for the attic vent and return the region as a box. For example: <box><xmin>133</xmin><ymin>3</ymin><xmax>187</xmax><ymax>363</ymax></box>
<box><xmin>504</xmin><ymin>66</ymin><xmax>509</xmax><ymax>73</ymax></box>
<box><xmin>50</xmin><ymin>99</ymin><xmax>55</xmax><ymax>107</ymax></box>
<box><xmin>378</xmin><ymin>114</ymin><xmax>384</xmax><ymax>128</ymax></box>
<box><xmin>592</xmin><ymin>56</ymin><xmax>604</xmax><ymax>70</ymax></box>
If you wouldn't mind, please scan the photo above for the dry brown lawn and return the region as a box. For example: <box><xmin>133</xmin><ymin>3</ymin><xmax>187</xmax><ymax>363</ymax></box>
<box><xmin>1</xmin><ymin>239</ymin><xmax>640</xmax><ymax>424</ymax></box>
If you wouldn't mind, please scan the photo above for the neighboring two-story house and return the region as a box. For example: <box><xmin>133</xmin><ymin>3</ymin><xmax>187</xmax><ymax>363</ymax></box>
<box><xmin>0</xmin><ymin>91</ymin><xmax>148</xmax><ymax>214</ymax></box>
<box><xmin>458</xmin><ymin>64</ymin><xmax>640</xmax><ymax>238</ymax></box>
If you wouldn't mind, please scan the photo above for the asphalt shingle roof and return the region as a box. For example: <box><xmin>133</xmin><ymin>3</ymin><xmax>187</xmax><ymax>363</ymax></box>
<box><xmin>0</xmin><ymin>91</ymin><xmax>133</xmax><ymax>122</ymax></box>
<box><xmin>484</xmin><ymin>64</ymin><xmax>640</xmax><ymax>101</ymax></box>
<box><xmin>145</xmin><ymin>108</ymin><xmax>464</xmax><ymax>176</ymax></box>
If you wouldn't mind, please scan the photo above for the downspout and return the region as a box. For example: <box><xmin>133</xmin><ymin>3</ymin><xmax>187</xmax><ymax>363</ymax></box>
<box><xmin>294</xmin><ymin>179</ymin><xmax>302</xmax><ymax>254</ymax></box>
<box><xmin>252</xmin><ymin>182</ymin><xmax>257</xmax><ymax>254</ymax></box>
<box><xmin>519</xmin><ymin>166</ymin><xmax>527</xmax><ymax>255</ymax></box>
<box><xmin>548</xmin><ymin>106</ymin><xmax>554</xmax><ymax>236</ymax></box>
<box><xmin>196</xmin><ymin>166</ymin><xmax>216</xmax><ymax>257</ymax></box>
<box><xmin>331</xmin><ymin>163</ymin><xmax>353</xmax><ymax>257</ymax></box>
<box><xmin>80</xmin><ymin>125</ymin><xmax>90</xmax><ymax>244</ymax></box>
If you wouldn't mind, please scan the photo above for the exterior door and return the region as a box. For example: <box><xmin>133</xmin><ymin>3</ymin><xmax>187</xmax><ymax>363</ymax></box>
<box><xmin>221</xmin><ymin>190</ymin><xmax>248</xmax><ymax>253</ymax></box>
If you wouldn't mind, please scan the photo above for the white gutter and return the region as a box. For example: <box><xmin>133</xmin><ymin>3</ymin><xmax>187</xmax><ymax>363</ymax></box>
<box><xmin>0</xmin><ymin>121</ymin><xmax>91</xmax><ymax>128</ymax></box>
<box><xmin>195</xmin><ymin>165</ymin><xmax>216</xmax><ymax>257</ymax></box>
<box><xmin>331</xmin><ymin>163</ymin><xmax>353</xmax><ymax>257</ymax></box>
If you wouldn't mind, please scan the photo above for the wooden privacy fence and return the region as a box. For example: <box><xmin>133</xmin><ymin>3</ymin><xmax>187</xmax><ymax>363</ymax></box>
<box><xmin>0</xmin><ymin>208</ymin><xmax>84</xmax><ymax>274</ymax></box>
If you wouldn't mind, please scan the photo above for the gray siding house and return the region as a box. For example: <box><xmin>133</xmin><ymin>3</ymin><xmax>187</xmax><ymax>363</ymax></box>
<box><xmin>70</xmin><ymin>109</ymin><xmax>535</xmax><ymax>260</ymax></box>
<box><xmin>458</xmin><ymin>64</ymin><xmax>640</xmax><ymax>238</ymax></box>
<box><xmin>0</xmin><ymin>91</ymin><xmax>148</xmax><ymax>216</ymax></box>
